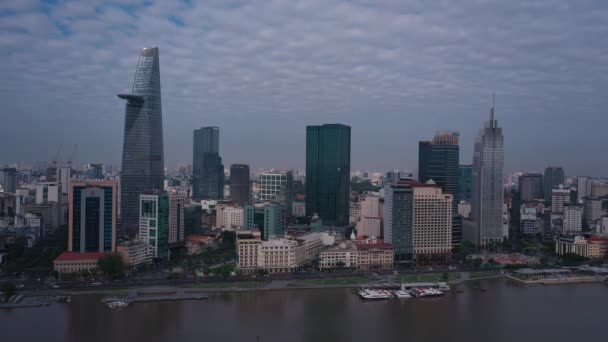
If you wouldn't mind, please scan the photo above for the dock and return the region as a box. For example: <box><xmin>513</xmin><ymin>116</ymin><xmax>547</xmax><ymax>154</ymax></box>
<box><xmin>101</xmin><ymin>288</ymin><xmax>208</xmax><ymax>304</ymax></box>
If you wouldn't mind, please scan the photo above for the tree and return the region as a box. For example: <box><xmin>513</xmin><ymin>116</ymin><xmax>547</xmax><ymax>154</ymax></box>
<box><xmin>441</xmin><ymin>272</ymin><xmax>449</xmax><ymax>282</ymax></box>
<box><xmin>472</xmin><ymin>257</ymin><xmax>483</xmax><ymax>269</ymax></box>
<box><xmin>212</xmin><ymin>264</ymin><xmax>234</xmax><ymax>280</ymax></box>
<box><xmin>97</xmin><ymin>253</ymin><xmax>125</xmax><ymax>279</ymax></box>
<box><xmin>1</xmin><ymin>281</ymin><xmax>17</xmax><ymax>298</ymax></box>
<box><xmin>336</xmin><ymin>261</ymin><xmax>346</xmax><ymax>268</ymax></box>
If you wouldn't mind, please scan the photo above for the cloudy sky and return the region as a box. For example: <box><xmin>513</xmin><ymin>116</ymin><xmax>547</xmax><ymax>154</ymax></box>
<box><xmin>1</xmin><ymin>0</ymin><xmax>607</xmax><ymax>176</ymax></box>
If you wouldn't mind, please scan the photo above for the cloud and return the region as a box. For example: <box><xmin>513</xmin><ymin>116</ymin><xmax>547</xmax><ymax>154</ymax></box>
<box><xmin>0</xmin><ymin>0</ymin><xmax>607</xmax><ymax>176</ymax></box>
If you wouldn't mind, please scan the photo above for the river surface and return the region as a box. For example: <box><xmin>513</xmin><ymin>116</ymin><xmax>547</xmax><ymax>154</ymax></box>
<box><xmin>1</xmin><ymin>279</ymin><xmax>607</xmax><ymax>342</ymax></box>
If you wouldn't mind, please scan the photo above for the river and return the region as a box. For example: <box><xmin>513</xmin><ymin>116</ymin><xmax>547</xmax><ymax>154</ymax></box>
<box><xmin>1</xmin><ymin>279</ymin><xmax>607</xmax><ymax>342</ymax></box>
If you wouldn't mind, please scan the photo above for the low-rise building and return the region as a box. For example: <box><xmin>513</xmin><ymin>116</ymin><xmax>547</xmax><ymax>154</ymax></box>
<box><xmin>319</xmin><ymin>241</ymin><xmax>394</xmax><ymax>270</ymax></box>
<box><xmin>185</xmin><ymin>235</ymin><xmax>218</xmax><ymax>255</ymax></box>
<box><xmin>555</xmin><ymin>235</ymin><xmax>608</xmax><ymax>259</ymax></box>
<box><xmin>116</xmin><ymin>241</ymin><xmax>154</xmax><ymax>267</ymax></box>
<box><xmin>53</xmin><ymin>252</ymin><xmax>106</xmax><ymax>274</ymax></box>
<box><xmin>236</xmin><ymin>230</ymin><xmax>326</xmax><ymax>273</ymax></box>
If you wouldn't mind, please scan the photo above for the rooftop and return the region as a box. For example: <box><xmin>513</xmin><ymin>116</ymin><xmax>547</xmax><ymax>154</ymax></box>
<box><xmin>54</xmin><ymin>251</ymin><xmax>108</xmax><ymax>262</ymax></box>
<box><xmin>357</xmin><ymin>243</ymin><xmax>393</xmax><ymax>250</ymax></box>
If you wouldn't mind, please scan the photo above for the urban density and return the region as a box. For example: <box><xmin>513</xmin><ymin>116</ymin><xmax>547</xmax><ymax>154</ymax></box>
<box><xmin>1</xmin><ymin>1</ymin><xmax>608</xmax><ymax>339</ymax></box>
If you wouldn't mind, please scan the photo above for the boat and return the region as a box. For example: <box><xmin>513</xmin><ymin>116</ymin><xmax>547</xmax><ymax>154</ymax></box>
<box><xmin>358</xmin><ymin>289</ymin><xmax>392</xmax><ymax>300</ymax></box>
<box><xmin>106</xmin><ymin>300</ymin><xmax>129</xmax><ymax>309</ymax></box>
<box><xmin>411</xmin><ymin>287</ymin><xmax>444</xmax><ymax>298</ymax></box>
<box><xmin>393</xmin><ymin>290</ymin><xmax>412</xmax><ymax>299</ymax></box>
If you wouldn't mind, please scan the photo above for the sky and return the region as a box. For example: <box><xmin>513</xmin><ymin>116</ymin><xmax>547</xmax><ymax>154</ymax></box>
<box><xmin>1</xmin><ymin>0</ymin><xmax>607</xmax><ymax>176</ymax></box>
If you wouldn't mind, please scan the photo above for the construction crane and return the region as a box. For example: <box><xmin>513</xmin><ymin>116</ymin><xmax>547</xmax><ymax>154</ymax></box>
<box><xmin>51</xmin><ymin>144</ymin><xmax>63</xmax><ymax>168</ymax></box>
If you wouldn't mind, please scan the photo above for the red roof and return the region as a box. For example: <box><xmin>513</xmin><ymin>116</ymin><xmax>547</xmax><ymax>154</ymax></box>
<box><xmin>357</xmin><ymin>243</ymin><xmax>393</xmax><ymax>250</ymax></box>
<box><xmin>587</xmin><ymin>237</ymin><xmax>608</xmax><ymax>243</ymax></box>
<box><xmin>187</xmin><ymin>235</ymin><xmax>216</xmax><ymax>243</ymax></box>
<box><xmin>54</xmin><ymin>251</ymin><xmax>108</xmax><ymax>262</ymax></box>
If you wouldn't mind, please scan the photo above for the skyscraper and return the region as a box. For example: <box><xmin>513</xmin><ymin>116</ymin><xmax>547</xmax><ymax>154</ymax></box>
<box><xmin>383</xmin><ymin>182</ymin><xmax>413</xmax><ymax>261</ymax></box>
<box><xmin>68</xmin><ymin>181</ymin><xmax>117</xmax><ymax>253</ymax></box>
<box><xmin>519</xmin><ymin>173</ymin><xmax>544</xmax><ymax>201</ymax></box>
<box><xmin>193</xmin><ymin>127</ymin><xmax>223</xmax><ymax>200</ymax></box>
<box><xmin>230</xmin><ymin>164</ymin><xmax>251</xmax><ymax>205</ymax></box>
<box><xmin>1</xmin><ymin>168</ymin><xmax>17</xmax><ymax>193</ymax></box>
<box><xmin>459</xmin><ymin>165</ymin><xmax>472</xmax><ymax>203</ymax></box>
<box><xmin>418</xmin><ymin>131</ymin><xmax>461</xmax><ymax>246</ymax></box>
<box><xmin>305</xmin><ymin>124</ymin><xmax>351</xmax><ymax>226</ymax></box>
<box><xmin>471</xmin><ymin>96</ymin><xmax>504</xmax><ymax>246</ymax></box>
<box><xmin>119</xmin><ymin>47</ymin><xmax>165</xmax><ymax>234</ymax></box>
<box><xmin>543</xmin><ymin>166</ymin><xmax>565</xmax><ymax>202</ymax></box>
<box><xmin>260</xmin><ymin>171</ymin><xmax>294</xmax><ymax>216</ymax></box>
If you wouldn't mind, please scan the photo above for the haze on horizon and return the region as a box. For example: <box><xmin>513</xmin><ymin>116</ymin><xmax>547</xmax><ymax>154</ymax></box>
<box><xmin>1</xmin><ymin>0</ymin><xmax>607</xmax><ymax>176</ymax></box>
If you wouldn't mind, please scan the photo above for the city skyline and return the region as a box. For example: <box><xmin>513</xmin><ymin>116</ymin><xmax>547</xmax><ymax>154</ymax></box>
<box><xmin>1</xmin><ymin>1</ymin><xmax>607</xmax><ymax>176</ymax></box>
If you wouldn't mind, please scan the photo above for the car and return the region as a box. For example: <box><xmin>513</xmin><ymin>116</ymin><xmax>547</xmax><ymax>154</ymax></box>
<box><xmin>91</xmin><ymin>282</ymin><xmax>102</xmax><ymax>287</ymax></box>
<box><xmin>51</xmin><ymin>284</ymin><xmax>61</xmax><ymax>289</ymax></box>
<box><xmin>393</xmin><ymin>271</ymin><xmax>399</xmax><ymax>275</ymax></box>
<box><xmin>16</xmin><ymin>284</ymin><xmax>25</xmax><ymax>289</ymax></box>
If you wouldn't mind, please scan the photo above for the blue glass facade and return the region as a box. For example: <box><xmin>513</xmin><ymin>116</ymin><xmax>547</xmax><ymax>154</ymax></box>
<box><xmin>70</xmin><ymin>182</ymin><xmax>116</xmax><ymax>253</ymax></box>
<box><xmin>119</xmin><ymin>47</ymin><xmax>165</xmax><ymax>233</ymax></box>
<box><xmin>193</xmin><ymin>127</ymin><xmax>223</xmax><ymax>200</ymax></box>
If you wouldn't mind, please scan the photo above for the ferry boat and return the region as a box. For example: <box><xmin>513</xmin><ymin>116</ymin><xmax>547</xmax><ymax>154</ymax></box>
<box><xmin>358</xmin><ymin>289</ymin><xmax>392</xmax><ymax>300</ymax></box>
<box><xmin>393</xmin><ymin>290</ymin><xmax>412</xmax><ymax>299</ymax></box>
<box><xmin>411</xmin><ymin>288</ymin><xmax>443</xmax><ymax>298</ymax></box>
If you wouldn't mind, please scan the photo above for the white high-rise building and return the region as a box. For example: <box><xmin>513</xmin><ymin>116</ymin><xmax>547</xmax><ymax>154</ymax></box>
<box><xmin>218</xmin><ymin>205</ymin><xmax>244</xmax><ymax>229</ymax></box>
<box><xmin>563</xmin><ymin>205</ymin><xmax>583</xmax><ymax>234</ymax></box>
<box><xmin>36</xmin><ymin>182</ymin><xmax>61</xmax><ymax>204</ymax></box>
<box><xmin>356</xmin><ymin>195</ymin><xmax>382</xmax><ymax>237</ymax></box>
<box><xmin>576</xmin><ymin>177</ymin><xmax>591</xmax><ymax>202</ymax></box>
<box><xmin>471</xmin><ymin>96</ymin><xmax>504</xmax><ymax>246</ymax></box>
<box><xmin>412</xmin><ymin>186</ymin><xmax>452</xmax><ymax>263</ymax></box>
<box><xmin>551</xmin><ymin>185</ymin><xmax>570</xmax><ymax>214</ymax></box>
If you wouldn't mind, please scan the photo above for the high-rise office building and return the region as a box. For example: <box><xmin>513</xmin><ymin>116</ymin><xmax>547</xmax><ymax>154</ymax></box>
<box><xmin>305</xmin><ymin>124</ymin><xmax>351</xmax><ymax>226</ymax></box>
<box><xmin>168</xmin><ymin>191</ymin><xmax>186</xmax><ymax>246</ymax></box>
<box><xmin>459</xmin><ymin>165</ymin><xmax>472</xmax><ymax>203</ymax></box>
<box><xmin>563</xmin><ymin>205</ymin><xmax>583</xmax><ymax>234</ymax></box>
<box><xmin>192</xmin><ymin>127</ymin><xmax>223</xmax><ymax>200</ymax></box>
<box><xmin>576</xmin><ymin>177</ymin><xmax>592</xmax><ymax>202</ymax></box>
<box><xmin>551</xmin><ymin>185</ymin><xmax>570</xmax><ymax>214</ymax></box>
<box><xmin>543</xmin><ymin>166</ymin><xmax>565</xmax><ymax>202</ymax></box>
<box><xmin>89</xmin><ymin>163</ymin><xmax>103</xmax><ymax>180</ymax></box>
<box><xmin>68</xmin><ymin>181</ymin><xmax>117</xmax><ymax>253</ymax></box>
<box><xmin>384</xmin><ymin>182</ymin><xmax>414</xmax><ymax>261</ymax></box>
<box><xmin>59</xmin><ymin>167</ymin><xmax>70</xmax><ymax>195</ymax></box>
<box><xmin>519</xmin><ymin>173</ymin><xmax>544</xmax><ymax>201</ymax></box>
<box><xmin>139</xmin><ymin>192</ymin><xmax>169</xmax><ymax>259</ymax></box>
<box><xmin>260</xmin><ymin>171</ymin><xmax>294</xmax><ymax>216</ymax></box>
<box><xmin>412</xmin><ymin>185</ymin><xmax>453</xmax><ymax>265</ymax></box>
<box><xmin>583</xmin><ymin>197</ymin><xmax>604</xmax><ymax>227</ymax></box>
<box><xmin>1</xmin><ymin>168</ymin><xmax>17</xmax><ymax>193</ymax></box>
<box><xmin>471</xmin><ymin>96</ymin><xmax>504</xmax><ymax>245</ymax></box>
<box><xmin>263</xmin><ymin>204</ymin><xmax>285</xmax><ymax>240</ymax></box>
<box><xmin>230</xmin><ymin>164</ymin><xmax>251</xmax><ymax>205</ymax></box>
<box><xmin>418</xmin><ymin>131</ymin><xmax>460</xmax><ymax>246</ymax></box>
<box><xmin>119</xmin><ymin>47</ymin><xmax>165</xmax><ymax>234</ymax></box>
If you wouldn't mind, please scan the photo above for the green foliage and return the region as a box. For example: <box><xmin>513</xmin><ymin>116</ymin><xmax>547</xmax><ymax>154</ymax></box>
<box><xmin>561</xmin><ymin>253</ymin><xmax>588</xmax><ymax>266</ymax></box>
<box><xmin>472</xmin><ymin>257</ymin><xmax>483</xmax><ymax>269</ymax></box>
<box><xmin>97</xmin><ymin>253</ymin><xmax>125</xmax><ymax>279</ymax></box>
<box><xmin>1</xmin><ymin>281</ymin><xmax>16</xmax><ymax>298</ymax></box>
<box><xmin>0</xmin><ymin>225</ymin><xmax>68</xmax><ymax>275</ymax></box>
<box><xmin>441</xmin><ymin>272</ymin><xmax>449</xmax><ymax>282</ymax></box>
<box><xmin>336</xmin><ymin>261</ymin><xmax>346</xmax><ymax>268</ymax></box>
<box><xmin>211</xmin><ymin>264</ymin><xmax>234</xmax><ymax>280</ymax></box>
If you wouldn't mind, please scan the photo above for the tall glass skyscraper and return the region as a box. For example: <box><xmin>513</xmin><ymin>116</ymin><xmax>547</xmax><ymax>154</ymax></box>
<box><xmin>193</xmin><ymin>127</ymin><xmax>223</xmax><ymax>200</ymax></box>
<box><xmin>418</xmin><ymin>131</ymin><xmax>461</xmax><ymax>246</ymax></box>
<box><xmin>459</xmin><ymin>165</ymin><xmax>473</xmax><ymax>203</ymax></box>
<box><xmin>230</xmin><ymin>164</ymin><xmax>251</xmax><ymax>205</ymax></box>
<box><xmin>305</xmin><ymin>124</ymin><xmax>351</xmax><ymax>226</ymax></box>
<box><xmin>543</xmin><ymin>166</ymin><xmax>565</xmax><ymax>202</ymax></box>
<box><xmin>118</xmin><ymin>47</ymin><xmax>165</xmax><ymax>234</ymax></box>
<box><xmin>471</xmin><ymin>96</ymin><xmax>504</xmax><ymax>245</ymax></box>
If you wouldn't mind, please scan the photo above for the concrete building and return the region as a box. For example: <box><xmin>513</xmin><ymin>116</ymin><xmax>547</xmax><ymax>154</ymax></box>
<box><xmin>263</xmin><ymin>204</ymin><xmax>285</xmax><ymax>240</ymax></box>
<box><xmin>229</xmin><ymin>164</ymin><xmax>251</xmax><ymax>205</ymax></box>
<box><xmin>319</xmin><ymin>242</ymin><xmax>358</xmax><ymax>269</ymax></box>
<box><xmin>551</xmin><ymin>185</ymin><xmax>570</xmax><ymax>214</ymax></box>
<box><xmin>383</xmin><ymin>181</ymin><xmax>413</xmax><ymax>261</ymax></box>
<box><xmin>563</xmin><ymin>205</ymin><xmax>583</xmax><ymax>234</ymax></box>
<box><xmin>555</xmin><ymin>235</ymin><xmax>608</xmax><ymax>259</ymax></box>
<box><xmin>139</xmin><ymin>192</ymin><xmax>170</xmax><ymax>259</ymax></box>
<box><xmin>520</xmin><ymin>204</ymin><xmax>542</xmax><ymax>235</ymax></box>
<box><xmin>583</xmin><ymin>197</ymin><xmax>604</xmax><ymax>227</ymax></box>
<box><xmin>53</xmin><ymin>252</ymin><xmax>106</xmax><ymax>274</ymax></box>
<box><xmin>358</xmin><ymin>243</ymin><xmax>394</xmax><ymax>270</ymax></box>
<box><xmin>412</xmin><ymin>185</ymin><xmax>452</xmax><ymax>265</ymax></box>
<box><xmin>1</xmin><ymin>168</ymin><xmax>18</xmax><ymax>193</ymax></box>
<box><xmin>544</xmin><ymin>167</ymin><xmax>565</xmax><ymax>202</ymax></box>
<box><xmin>185</xmin><ymin>235</ymin><xmax>218</xmax><ymax>255</ymax></box>
<box><xmin>117</xmin><ymin>241</ymin><xmax>154</xmax><ymax>267</ymax></box>
<box><xmin>259</xmin><ymin>171</ymin><xmax>294</xmax><ymax>216</ymax></box>
<box><xmin>471</xmin><ymin>97</ymin><xmax>504</xmax><ymax>246</ymax></box>
<box><xmin>236</xmin><ymin>231</ymin><xmax>326</xmax><ymax>273</ymax></box>
<box><xmin>222</xmin><ymin>205</ymin><xmax>244</xmax><ymax>229</ymax></box>
<box><xmin>519</xmin><ymin>173</ymin><xmax>544</xmax><ymax>201</ymax></box>
<box><xmin>349</xmin><ymin>205</ymin><xmax>361</xmax><ymax>225</ymax></box>
<box><xmin>576</xmin><ymin>177</ymin><xmax>592</xmax><ymax>202</ymax></box>
<box><xmin>319</xmin><ymin>241</ymin><xmax>394</xmax><ymax>270</ymax></box>
<box><xmin>356</xmin><ymin>195</ymin><xmax>382</xmax><ymax>237</ymax></box>
<box><xmin>68</xmin><ymin>181</ymin><xmax>117</xmax><ymax>253</ymax></box>
<box><xmin>168</xmin><ymin>192</ymin><xmax>186</xmax><ymax>246</ymax></box>
<box><xmin>591</xmin><ymin>181</ymin><xmax>608</xmax><ymax>197</ymax></box>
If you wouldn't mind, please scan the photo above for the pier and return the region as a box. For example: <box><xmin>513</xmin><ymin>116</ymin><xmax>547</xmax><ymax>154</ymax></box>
<box><xmin>101</xmin><ymin>288</ymin><xmax>208</xmax><ymax>304</ymax></box>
